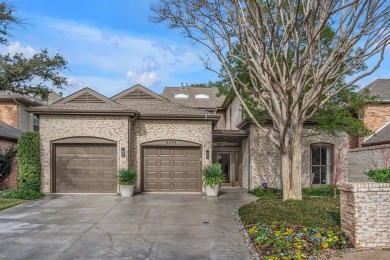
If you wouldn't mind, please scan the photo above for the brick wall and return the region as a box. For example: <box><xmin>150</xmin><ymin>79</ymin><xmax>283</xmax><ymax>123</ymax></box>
<box><xmin>249</xmin><ymin>126</ymin><xmax>349</xmax><ymax>188</ymax></box>
<box><xmin>39</xmin><ymin>115</ymin><xmax>130</xmax><ymax>193</ymax></box>
<box><xmin>348</xmin><ymin>144</ymin><xmax>389</xmax><ymax>182</ymax></box>
<box><xmin>131</xmin><ymin>120</ymin><xmax>213</xmax><ymax>190</ymax></box>
<box><xmin>0</xmin><ymin>101</ymin><xmax>19</xmax><ymax>128</ymax></box>
<box><xmin>340</xmin><ymin>183</ymin><xmax>390</xmax><ymax>249</ymax></box>
<box><xmin>363</xmin><ymin>104</ymin><xmax>390</xmax><ymax>133</ymax></box>
<box><xmin>0</xmin><ymin>139</ymin><xmax>18</xmax><ymax>190</ymax></box>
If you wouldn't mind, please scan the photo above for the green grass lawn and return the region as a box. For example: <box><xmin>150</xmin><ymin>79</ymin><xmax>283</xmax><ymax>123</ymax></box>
<box><xmin>0</xmin><ymin>198</ymin><xmax>24</xmax><ymax>211</ymax></box>
<box><xmin>239</xmin><ymin>197</ymin><xmax>341</xmax><ymax>231</ymax></box>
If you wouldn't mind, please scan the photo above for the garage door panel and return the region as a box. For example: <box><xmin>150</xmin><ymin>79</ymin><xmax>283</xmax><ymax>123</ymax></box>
<box><xmin>102</xmin><ymin>158</ymin><xmax>115</xmax><ymax>167</ymax></box>
<box><xmin>55</xmin><ymin>144</ymin><xmax>117</xmax><ymax>193</ymax></box>
<box><xmin>160</xmin><ymin>183</ymin><xmax>172</xmax><ymax>190</ymax></box>
<box><xmin>143</xmin><ymin>147</ymin><xmax>200</xmax><ymax>192</ymax></box>
<box><xmin>173</xmin><ymin>172</ymin><xmax>184</xmax><ymax>179</ymax></box>
<box><xmin>160</xmin><ymin>171</ymin><xmax>171</xmax><ymax>179</ymax></box>
<box><xmin>186</xmin><ymin>160</ymin><xmax>198</xmax><ymax>168</ymax></box>
<box><xmin>186</xmin><ymin>171</ymin><xmax>198</xmax><ymax>179</ymax></box>
<box><xmin>145</xmin><ymin>160</ymin><xmax>157</xmax><ymax>167</ymax></box>
<box><xmin>160</xmin><ymin>160</ymin><xmax>171</xmax><ymax>167</ymax></box>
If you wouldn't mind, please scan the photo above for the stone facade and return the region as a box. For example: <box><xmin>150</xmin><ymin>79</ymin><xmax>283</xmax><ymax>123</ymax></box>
<box><xmin>249</xmin><ymin>125</ymin><xmax>349</xmax><ymax>188</ymax></box>
<box><xmin>241</xmin><ymin>137</ymin><xmax>249</xmax><ymax>189</ymax></box>
<box><xmin>340</xmin><ymin>182</ymin><xmax>390</xmax><ymax>249</ymax></box>
<box><xmin>0</xmin><ymin>139</ymin><xmax>18</xmax><ymax>190</ymax></box>
<box><xmin>0</xmin><ymin>101</ymin><xmax>19</xmax><ymax>128</ymax></box>
<box><xmin>39</xmin><ymin>115</ymin><xmax>130</xmax><ymax>193</ymax></box>
<box><xmin>363</xmin><ymin>104</ymin><xmax>390</xmax><ymax>133</ymax></box>
<box><xmin>348</xmin><ymin>144</ymin><xmax>389</xmax><ymax>182</ymax></box>
<box><xmin>131</xmin><ymin>120</ymin><xmax>213</xmax><ymax>190</ymax></box>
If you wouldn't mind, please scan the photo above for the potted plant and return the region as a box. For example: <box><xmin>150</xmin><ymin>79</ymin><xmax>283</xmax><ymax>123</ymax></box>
<box><xmin>117</xmin><ymin>168</ymin><xmax>137</xmax><ymax>197</ymax></box>
<box><xmin>202</xmin><ymin>163</ymin><xmax>225</xmax><ymax>197</ymax></box>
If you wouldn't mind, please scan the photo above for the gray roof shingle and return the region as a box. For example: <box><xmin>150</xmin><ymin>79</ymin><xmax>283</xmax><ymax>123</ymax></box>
<box><xmin>161</xmin><ymin>87</ymin><xmax>225</xmax><ymax>109</ymax></box>
<box><xmin>359</xmin><ymin>79</ymin><xmax>390</xmax><ymax>101</ymax></box>
<box><xmin>363</xmin><ymin>122</ymin><xmax>390</xmax><ymax>146</ymax></box>
<box><xmin>0</xmin><ymin>121</ymin><xmax>22</xmax><ymax>141</ymax></box>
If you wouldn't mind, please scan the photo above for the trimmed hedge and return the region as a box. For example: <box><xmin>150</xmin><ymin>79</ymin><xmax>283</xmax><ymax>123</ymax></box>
<box><xmin>17</xmin><ymin>132</ymin><xmax>41</xmax><ymax>191</ymax></box>
<box><xmin>365</xmin><ymin>168</ymin><xmax>390</xmax><ymax>183</ymax></box>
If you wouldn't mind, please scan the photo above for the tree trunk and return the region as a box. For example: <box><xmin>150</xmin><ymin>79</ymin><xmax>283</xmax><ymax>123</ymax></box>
<box><xmin>281</xmin><ymin>125</ymin><xmax>303</xmax><ymax>201</ymax></box>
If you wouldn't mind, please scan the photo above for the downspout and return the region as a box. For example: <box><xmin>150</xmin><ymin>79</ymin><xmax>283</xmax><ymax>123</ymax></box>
<box><xmin>128</xmin><ymin>112</ymin><xmax>139</xmax><ymax>169</ymax></box>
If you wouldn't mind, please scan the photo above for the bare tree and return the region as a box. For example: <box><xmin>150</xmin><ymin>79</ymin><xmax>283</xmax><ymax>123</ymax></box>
<box><xmin>151</xmin><ymin>0</ymin><xmax>390</xmax><ymax>200</ymax></box>
<box><xmin>332</xmin><ymin>143</ymin><xmax>347</xmax><ymax>198</ymax></box>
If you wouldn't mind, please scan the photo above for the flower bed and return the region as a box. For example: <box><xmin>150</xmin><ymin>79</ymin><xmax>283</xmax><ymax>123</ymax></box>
<box><xmin>247</xmin><ymin>223</ymin><xmax>347</xmax><ymax>259</ymax></box>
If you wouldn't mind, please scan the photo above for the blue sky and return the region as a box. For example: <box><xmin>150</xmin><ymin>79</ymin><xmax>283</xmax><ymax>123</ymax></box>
<box><xmin>2</xmin><ymin>0</ymin><xmax>389</xmax><ymax>97</ymax></box>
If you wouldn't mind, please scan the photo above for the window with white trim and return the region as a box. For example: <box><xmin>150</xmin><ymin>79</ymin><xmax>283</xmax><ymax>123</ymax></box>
<box><xmin>311</xmin><ymin>144</ymin><xmax>332</xmax><ymax>184</ymax></box>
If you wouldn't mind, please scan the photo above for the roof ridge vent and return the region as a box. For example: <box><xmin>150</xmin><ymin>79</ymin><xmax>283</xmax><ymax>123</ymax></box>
<box><xmin>195</xmin><ymin>94</ymin><xmax>209</xmax><ymax>99</ymax></box>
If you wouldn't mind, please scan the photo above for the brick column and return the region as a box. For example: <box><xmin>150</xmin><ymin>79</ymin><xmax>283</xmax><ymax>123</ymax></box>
<box><xmin>340</xmin><ymin>183</ymin><xmax>390</xmax><ymax>249</ymax></box>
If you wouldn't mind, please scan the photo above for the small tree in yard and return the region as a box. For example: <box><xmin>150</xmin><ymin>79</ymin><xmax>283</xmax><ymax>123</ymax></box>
<box><xmin>332</xmin><ymin>144</ymin><xmax>347</xmax><ymax>198</ymax></box>
<box><xmin>369</xmin><ymin>144</ymin><xmax>390</xmax><ymax>170</ymax></box>
<box><xmin>151</xmin><ymin>0</ymin><xmax>390</xmax><ymax>200</ymax></box>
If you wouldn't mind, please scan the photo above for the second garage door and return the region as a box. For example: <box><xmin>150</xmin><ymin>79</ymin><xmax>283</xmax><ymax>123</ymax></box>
<box><xmin>55</xmin><ymin>144</ymin><xmax>117</xmax><ymax>193</ymax></box>
<box><xmin>143</xmin><ymin>147</ymin><xmax>201</xmax><ymax>192</ymax></box>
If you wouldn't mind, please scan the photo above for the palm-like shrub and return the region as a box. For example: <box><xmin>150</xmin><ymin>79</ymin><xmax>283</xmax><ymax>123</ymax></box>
<box><xmin>202</xmin><ymin>163</ymin><xmax>225</xmax><ymax>186</ymax></box>
<box><xmin>117</xmin><ymin>168</ymin><xmax>137</xmax><ymax>185</ymax></box>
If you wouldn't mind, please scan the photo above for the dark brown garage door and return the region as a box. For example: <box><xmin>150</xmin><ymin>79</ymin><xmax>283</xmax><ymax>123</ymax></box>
<box><xmin>143</xmin><ymin>147</ymin><xmax>201</xmax><ymax>192</ymax></box>
<box><xmin>55</xmin><ymin>144</ymin><xmax>117</xmax><ymax>193</ymax></box>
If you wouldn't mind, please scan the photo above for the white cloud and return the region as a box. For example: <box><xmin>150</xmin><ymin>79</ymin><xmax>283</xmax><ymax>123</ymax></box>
<box><xmin>126</xmin><ymin>70</ymin><xmax>162</xmax><ymax>87</ymax></box>
<box><xmin>2</xmin><ymin>41</ymin><xmax>36</xmax><ymax>58</ymax></box>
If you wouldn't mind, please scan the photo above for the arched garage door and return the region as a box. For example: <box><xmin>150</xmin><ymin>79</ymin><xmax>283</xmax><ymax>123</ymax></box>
<box><xmin>143</xmin><ymin>144</ymin><xmax>201</xmax><ymax>192</ymax></box>
<box><xmin>54</xmin><ymin>144</ymin><xmax>117</xmax><ymax>193</ymax></box>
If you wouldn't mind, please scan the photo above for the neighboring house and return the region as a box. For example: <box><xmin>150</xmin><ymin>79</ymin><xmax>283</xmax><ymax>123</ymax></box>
<box><xmin>349</xmin><ymin>79</ymin><xmax>390</xmax><ymax>182</ymax></box>
<box><xmin>0</xmin><ymin>122</ymin><xmax>22</xmax><ymax>190</ymax></box>
<box><xmin>0</xmin><ymin>91</ymin><xmax>63</xmax><ymax>132</ymax></box>
<box><xmin>349</xmin><ymin>79</ymin><xmax>390</xmax><ymax>148</ymax></box>
<box><xmin>30</xmin><ymin>84</ymin><xmax>348</xmax><ymax>194</ymax></box>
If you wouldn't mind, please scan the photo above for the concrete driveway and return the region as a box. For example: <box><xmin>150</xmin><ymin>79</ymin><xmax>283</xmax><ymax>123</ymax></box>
<box><xmin>0</xmin><ymin>189</ymin><xmax>256</xmax><ymax>260</ymax></box>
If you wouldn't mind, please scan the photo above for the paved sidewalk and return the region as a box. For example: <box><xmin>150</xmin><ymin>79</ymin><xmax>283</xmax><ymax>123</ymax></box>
<box><xmin>0</xmin><ymin>189</ymin><xmax>256</xmax><ymax>260</ymax></box>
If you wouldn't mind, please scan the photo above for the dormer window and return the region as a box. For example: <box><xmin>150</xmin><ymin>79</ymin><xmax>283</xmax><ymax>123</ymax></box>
<box><xmin>174</xmin><ymin>94</ymin><xmax>189</xmax><ymax>99</ymax></box>
<box><xmin>195</xmin><ymin>94</ymin><xmax>209</xmax><ymax>99</ymax></box>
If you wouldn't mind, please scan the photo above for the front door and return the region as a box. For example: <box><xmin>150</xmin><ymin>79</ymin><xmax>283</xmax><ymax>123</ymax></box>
<box><xmin>215</xmin><ymin>151</ymin><xmax>241</xmax><ymax>187</ymax></box>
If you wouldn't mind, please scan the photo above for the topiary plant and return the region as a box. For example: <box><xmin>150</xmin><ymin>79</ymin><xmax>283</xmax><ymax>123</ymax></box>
<box><xmin>202</xmin><ymin>163</ymin><xmax>225</xmax><ymax>187</ymax></box>
<box><xmin>17</xmin><ymin>132</ymin><xmax>41</xmax><ymax>191</ymax></box>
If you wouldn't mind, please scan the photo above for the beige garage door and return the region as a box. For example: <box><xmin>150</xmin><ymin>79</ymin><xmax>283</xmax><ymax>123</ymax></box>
<box><xmin>55</xmin><ymin>144</ymin><xmax>117</xmax><ymax>193</ymax></box>
<box><xmin>143</xmin><ymin>147</ymin><xmax>201</xmax><ymax>192</ymax></box>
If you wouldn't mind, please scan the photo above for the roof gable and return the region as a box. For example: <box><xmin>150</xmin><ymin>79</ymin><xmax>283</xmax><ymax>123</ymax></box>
<box><xmin>55</xmin><ymin>88</ymin><xmax>118</xmax><ymax>105</ymax></box>
<box><xmin>112</xmin><ymin>84</ymin><xmax>167</xmax><ymax>101</ymax></box>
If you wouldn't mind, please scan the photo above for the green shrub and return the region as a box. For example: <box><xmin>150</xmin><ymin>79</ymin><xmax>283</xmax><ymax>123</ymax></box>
<box><xmin>17</xmin><ymin>132</ymin><xmax>41</xmax><ymax>191</ymax></box>
<box><xmin>365</xmin><ymin>168</ymin><xmax>390</xmax><ymax>183</ymax></box>
<box><xmin>302</xmin><ymin>185</ymin><xmax>339</xmax><ymax>197</ymax></box>
<box><xmin>0</xmin><ymin>146</ymin><xmax>17</xmax><ymax>180</ymax></box>
<box><xmin>250</xmin><ymin>187</ymin><xmax>282</xmax><ymax>197</ymax></box>
<box><xmin>2</xmin><ymin>189</ymin><xmax>45</xmax><ymax>200</ymax></box>
<box><xmin>117</xmin><ymin>168</ymin><xmax>137</xmax><ymax>185</ymax></box>
<box><xmin>202</xmin><ymin>163</ymin><xmax>225</xmax><ymax>186</ymax></box>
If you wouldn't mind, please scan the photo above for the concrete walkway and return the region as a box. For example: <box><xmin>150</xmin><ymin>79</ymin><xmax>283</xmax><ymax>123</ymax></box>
<box><xmin>0</xmin><ymin>189</ymin><xmax>256</xmax><ymax>260</ymax></box>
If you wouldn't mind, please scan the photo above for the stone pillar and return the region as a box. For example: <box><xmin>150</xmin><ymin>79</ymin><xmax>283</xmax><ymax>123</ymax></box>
<box><xmin>340</xmin><ymin>183</ymin><xmax>390</xmax><ymax>249</ymax></box>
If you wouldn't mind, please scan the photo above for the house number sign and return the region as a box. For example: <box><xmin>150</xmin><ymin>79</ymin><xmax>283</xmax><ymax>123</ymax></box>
<box><xmin>166</xmin><ymin>140</ymin><xmax>177</xmax><ymax>145</ymax></box>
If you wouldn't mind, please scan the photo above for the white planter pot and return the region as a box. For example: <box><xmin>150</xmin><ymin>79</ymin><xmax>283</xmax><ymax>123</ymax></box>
<box><xmin>206</xmin><ymin>185</ymin><xmax>219</xmax><ymax>197</ymax></box>
<box><xmin>120</xmin><ymin>185</ymin><xmax>135</xmax><ymax>197</ymax></box>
